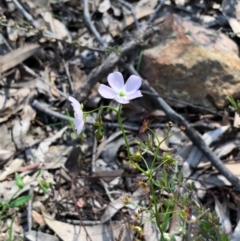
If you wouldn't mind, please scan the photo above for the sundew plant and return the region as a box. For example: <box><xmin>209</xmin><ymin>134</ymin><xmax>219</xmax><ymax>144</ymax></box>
<box><xmin>68</xmin><ymin>72</ymin><xmax>228</xmax><ymax>241</ymax></box>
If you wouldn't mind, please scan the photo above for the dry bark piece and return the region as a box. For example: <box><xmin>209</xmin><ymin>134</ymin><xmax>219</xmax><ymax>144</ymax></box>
<box><xmin>0</xmin><ymin>44</ymin><xmax>40</xmax><ymax>73</ymax></box>
<box><xmin>140</xmin><ymin>14</ymin><xmax>240</xmax><ymax>109</ymax></box>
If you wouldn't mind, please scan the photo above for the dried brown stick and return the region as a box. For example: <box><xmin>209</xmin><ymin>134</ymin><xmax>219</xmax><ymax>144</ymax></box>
<box><xmin>72</xmin><ymin>25</ymin><xmax>159</xmax><ymax>104</ymax></box>
<box><xmin>125</xmin><ymin>64</ymin><xmax>240</xmax><ymax>191</ymax></box>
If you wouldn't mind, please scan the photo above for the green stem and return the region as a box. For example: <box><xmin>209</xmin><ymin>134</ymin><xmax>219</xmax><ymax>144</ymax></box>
<box><xmin>87</xmin><ymin>105</ymin><xmax>132</xmax><ymax>162</ymax></box>
<box><xmin>84</xmin><ymin>105</ymin><xmax>118</xmax><ymax>115</ymax></box>
<box><xmin>117</xmin><ymin>105</ymin><xmax>131</xmax><ymax>160</ymax></box>
<box><xmin>149</xmin><ymin>177</ymin><xmax>163</xmax><ymax>237</ymax></box>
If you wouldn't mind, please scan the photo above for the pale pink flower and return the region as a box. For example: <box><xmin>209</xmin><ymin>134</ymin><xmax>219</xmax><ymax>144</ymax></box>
<box><xmin>68</xmin><ymin>96</ymin><xmax>84</xmax><ymax>134</ymax></box>
<box><xmin>98</xmin><ymin>72</ymin><xmax>143</xmax><ymax>104</ymax></box>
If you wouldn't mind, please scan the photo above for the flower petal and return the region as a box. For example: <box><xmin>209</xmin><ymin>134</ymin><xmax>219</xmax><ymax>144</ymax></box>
<box><xmin>115</xmin><ymin>96</ymin><xmax>129</xmax><ymax>104</ymax></box>
<box><xmin>69</xmin><ymin>96</ymin><xmax>81</xmax><ymax>108</ymax></box>
<box><xmin>68</xmin><ymin>96</ymin><xmax>84</xmax><ymax>134</ymax></box>
<box><xmin>107</xmin><ymin>72</ymin><xmax>124</xmax><ymax>92</ymax></box>
<box><xmin>127</xmin><ymin>90</ymin><xmax>143</xmax><ymax>100</ymax></box>
<box><xmin>69</xmin><ymin>96</ymin><xmax>83</xmax><ymax>118</ymax></box>
<box><xmin>125</xmin><ymin>75</ymin><xmax>142</xmax><ymax>94</ymax></box>
<box><xmin>98</xmin><ymin>84</ymin><xmax>116</xmax><ymax>99</ymax></box>
<box><xmin>74</xmin><ymin>118</ymin><xmax>84</xmax><ymax>134</ymax></box>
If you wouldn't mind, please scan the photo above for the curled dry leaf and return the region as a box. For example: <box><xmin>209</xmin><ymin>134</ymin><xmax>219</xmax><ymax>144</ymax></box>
<box><xmin>7</xmin><ymin>19</ymin><xmax>19</xmax><ymax>41</ymax></box>
<box><xmin>42</xmin><ymin>208</ymin><xmax>131</xmax><ymax>241</ymax></box>
<box><xmin>0</xmin><ymin>150</ymin><xmax>14</xmax><ymax>163</ymax></box>
<box><xmin>32</xmin><ymin>126</ymin><xmax>69</xmax><ymax>163</ymax></box>
<box><xmin>25</xmin><ymin>230</ymin><xmax>59</xmax><ymax>241</ymax></box>
<box><xmin>185</xmin><ymin>126</ymin><xmax>230</xmax><ymax>168</ymax></box>
<box><xmin>12</xmin><ymin>105</ymin><xmax>36</xmax><ymax>149</ymax></box>
<box><xmin>0</xmin><ymin>88</ymin><xmax>32</xmax><ymax>123</ymax></box>
<box><xmin>101</xmin><ymin>197</ymin><xmax>125</xmax><ymax>223</ymax></box>
<box><xmin>41</xmin><ymin>11</ymin><xmax>72</xmax><ymax>42</ymax></box>
<box><xmin>0</xmin><ymin>159</ymin><xmax>24</xmax><ymax>181</ymax></box>
<box><xmin>32</xmin><ymin>210</ymin><xmax>45</xmax><ymax>226</ymax></box>
<box><xmin>214</xmin><ymin>198</ymin><xmax>232</xmax><ymax>234</ymax></box>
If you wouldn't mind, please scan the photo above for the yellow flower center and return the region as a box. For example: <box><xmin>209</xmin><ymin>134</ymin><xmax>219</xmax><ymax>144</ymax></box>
<box><xmin>119</xmin><ymin>91</ymin><xmax>126</xmax><ymax>97</ymax></box>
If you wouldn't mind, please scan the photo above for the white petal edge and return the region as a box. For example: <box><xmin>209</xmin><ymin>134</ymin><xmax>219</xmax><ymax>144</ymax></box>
<box><xmin>125</xmin><ymin>75</ymin><xmax>142</xmax><ymax>94</ymax></box>
<box><xmin>107</xmin><ymin>72</ymin><xmax>125</xmax><ymax>92</ymax></box>
<box><xmin>115</xmin><ymin>96</ymin><xmax>129</xmax><ymax>104</ymax></box>
<box><xmin>74</xmin><ymin>108</ymin><xmax>83</xmax><ymax>119</ymax></box>
<box><xmin>74</xmin><ymin>118</ymin><xmax>84</xmax><ymax>134</ymax></box>
<box><xmin>68</xmin><ymin>96</ymin><xmax>81</xmax><ymax>108</ymax></box>
<box><xmin>77</xmin><ymin>120</ymin><xmax>84</xmax><ymax>134</ymax></box>
<box><xmin>127</xmin><ymin>90</ymin><xmax>143</xmax><ymax>100</ymax></box>
<box><xmin>98</xmin><ymin>84</ymin><xmax>116</xmax><ymax>99</ymax></box>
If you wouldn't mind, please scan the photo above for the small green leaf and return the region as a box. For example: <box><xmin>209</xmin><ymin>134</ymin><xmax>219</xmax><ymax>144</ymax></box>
<box><xmin>9</xmin><ymin>195</ymin><xmax>32</xmax><ymax>208</ymax></box>
<box><xmin>228</xmin><ymin>96</ymin><xmax>239</xmax><ymax>111</ymax></box>
<box><xmin>161</xmin><ymin>169</ymin><xmax>168</xmax><ymax>187</ymax></box>
<box><xmin>15</xmin><ymin>172</ymin><xmax>24</xmax><ymax>189</ymax></box>
<box><xmin>39</xmin><ymin>181</ymin><xmax>50</xmax><ymax>194</ymax></box>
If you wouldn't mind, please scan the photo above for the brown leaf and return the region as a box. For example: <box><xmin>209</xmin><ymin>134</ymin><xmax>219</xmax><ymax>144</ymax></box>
<box><xmin>32</xmin><ymin>210</ymin><xmax>45</xmax><ymax>226</ymax></box>
<box><xmin>49</xmin><ymin>71</ymin><xmax>60</xmax><ymax>98</ymax></box>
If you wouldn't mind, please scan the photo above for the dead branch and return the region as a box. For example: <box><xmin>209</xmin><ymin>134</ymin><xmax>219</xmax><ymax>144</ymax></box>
<box><xmin>31</xmin><ymin>100</ymin><xmax>74</xmax><ymax>122</ymax></box>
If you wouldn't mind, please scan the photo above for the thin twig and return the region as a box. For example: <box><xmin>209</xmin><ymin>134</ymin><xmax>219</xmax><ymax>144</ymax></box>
<box><xmin>83</xmin><ymin>0</ymin><xmax>106</xmax><ymax>46</ymax></box>
<box><xmin>125</xmin><ymin>65</ymin><xmax>240</xmax><ymax>191</ymax></box>
<box><xmin>12</xmin><ymin>0</ymin><xmax>62</xmax><ymax>40</ymax></box>
<box><xmin>31</xmin><ymin>100</ymin><xmax>74</xmax><ymax>122</ymax></box>
<box><xmin>147</xmin><ymin>0</ymin><xmax>166</xmax><ymax>24</ymax></box>
<box><xmin>12</xmin><ymin>0</ymin><xmax>40</xmax><ymax>28</ymax></box>
<box><xmin>0</xmin><ymin>22</ymin><xmax>106</xmax><ymax>52</ymax></box>
<box><xmin>117</xmin><ymin>0</ymin><xmax>140</xmax><ymax>29</ymax></box>
<box><xmin>70</xmin><ymin>181</ymin><xmax>93</xmax><ymax>241</ymax></box>
<box><xmin>63</xmin><ymin>60</ymin><xmax>74</xmax><ymax>94</ymax></box>
<box><xmin>27</xmin><ymin>184</ymin><xmax>34</xmax><ymax>232</ymax></box>
<box><xmin>91</xmin><ymin>133</ymin><xmax>97</xmax><ymax>175</ymax></box>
